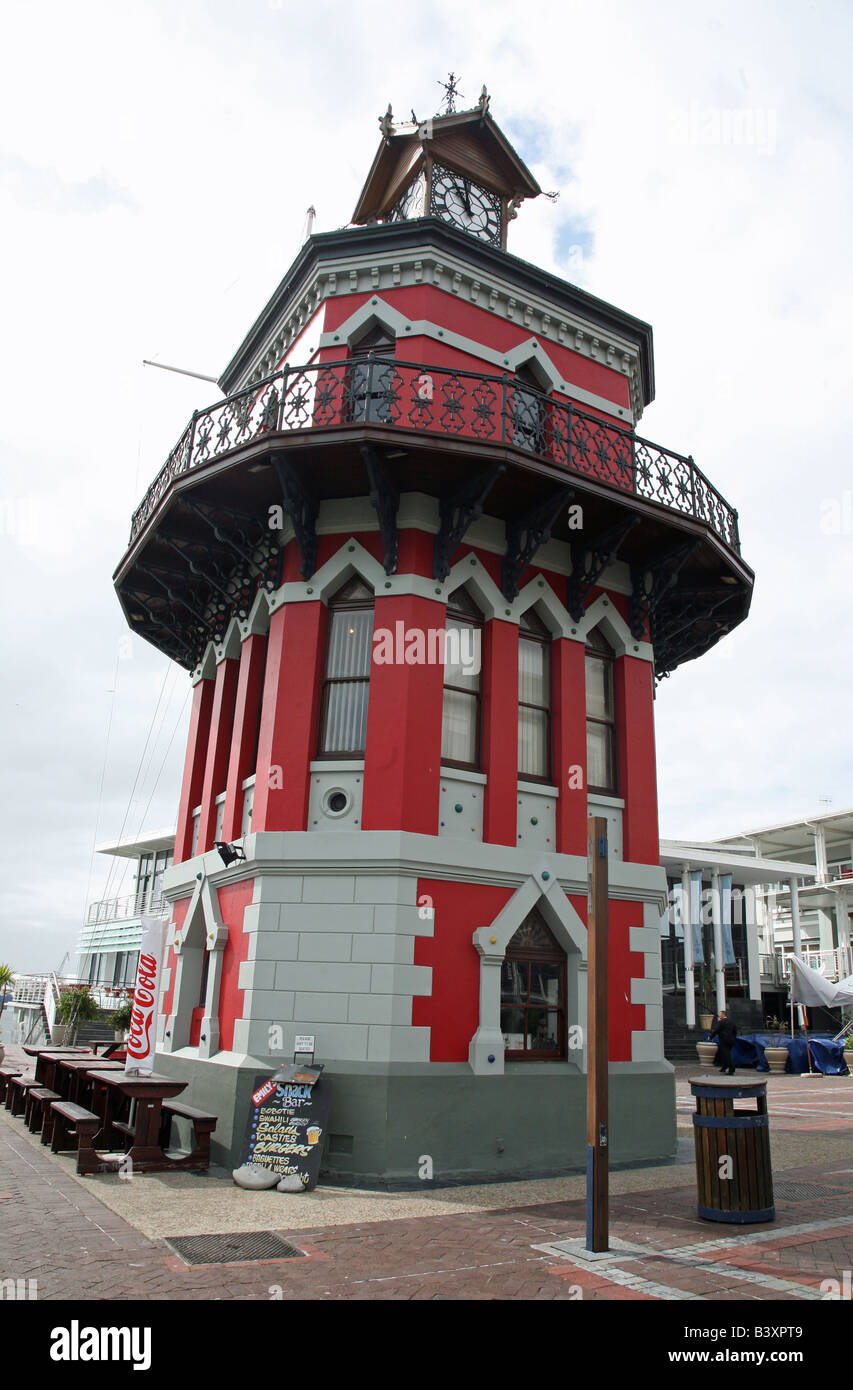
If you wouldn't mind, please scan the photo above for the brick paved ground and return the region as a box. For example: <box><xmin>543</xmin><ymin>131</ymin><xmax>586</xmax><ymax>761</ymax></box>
<box><xmin>1</xmin><ymin>1058</ymin><xmax>851</xmax><ymax>1302</ymax></box>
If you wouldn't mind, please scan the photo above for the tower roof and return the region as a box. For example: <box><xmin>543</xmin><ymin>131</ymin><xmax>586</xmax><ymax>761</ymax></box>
<box><xmin>352</xmin><ymin>99</ymin><xmax>541</xmax><ymax>225</ymax></box>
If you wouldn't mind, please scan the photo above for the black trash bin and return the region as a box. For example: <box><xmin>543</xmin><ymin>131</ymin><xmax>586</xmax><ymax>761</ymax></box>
<box><xmin>689</xmin><ymin>1075</ymin><xmax>774</xmax><ymax>1223</ymax></box>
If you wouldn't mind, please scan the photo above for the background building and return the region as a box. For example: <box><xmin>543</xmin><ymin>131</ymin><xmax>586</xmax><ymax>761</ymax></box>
<box><xmin>106</xmin><ymin>95</ymin><xmax>754</xmax><ymax>1184</ymax></box>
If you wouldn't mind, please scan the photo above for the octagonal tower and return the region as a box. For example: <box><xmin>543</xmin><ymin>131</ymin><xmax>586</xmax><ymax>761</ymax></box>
<box><xmin>114</xmin><ymin>93</ymin><xmax>753</xmax><ymax>1184</ymax></box>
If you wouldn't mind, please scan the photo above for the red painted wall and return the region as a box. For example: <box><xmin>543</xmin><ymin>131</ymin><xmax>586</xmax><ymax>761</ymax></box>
<box><xmin>197</xmin><ymin>656</ymin><xmax>240</xmax><ymax>853</ymax></box>
<box><xmin>552</xmin><ymin>638</ymin><xmax>587</xmax><ymax>855</ymax></box>
<box><xmin>216</xmin><ymin>879</ymin><xmax>255</xmax><ymax>1051</ymax></box>
<box><xmin>322</xmin><ymin>287</ymin><xmax>632</xmax><ymax>410</ymax></box>
<box><xmin>174</xmin><ymin>678</ymin><xmax>215</xmax><ymax>864</ymax></box>
<box><xmin>253</xmin><ymin>601</ymin><xmax>326</xmax><ymax>832</ymax></box>
<box><xmin>615</xmin><ymin>656</ymin><xmax>660</xmax><ymax>866</ymax></box>
<box><xmin>413</xmin><ymin>880</ymin><xmax>516</xmax><ymax>1061</ymax></box>
<box><xmin>221</xmin><ymin>634</ymin><xmax>267</xmax><ymax>843</ymax></box>
<box><xmin>362</xmin><ymin>594</ymin><xmax>444</xmax><ymax>833</ymax></box>
<box><xmin>481</xmin><ymin>619</ymin><xmax>518</xmax><ymax>845</ymax></box>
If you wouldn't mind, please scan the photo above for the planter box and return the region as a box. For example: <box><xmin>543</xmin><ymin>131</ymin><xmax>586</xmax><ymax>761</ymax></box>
<box><xmin>696</xmin><ymin>1041</ymin><xmax>718</xmax><ymax>1067</ymax></box>
<box><xmin>764</xmin><ymin>1046</ymin><xmax>789</xmax><ymax>1075</ymax></box>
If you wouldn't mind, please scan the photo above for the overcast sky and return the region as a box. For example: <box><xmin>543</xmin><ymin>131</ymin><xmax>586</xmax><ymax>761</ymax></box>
<box><xmin>2</xmin><ymin>0</ymin><xmax>852</xmax><ymax>973</ymax></box>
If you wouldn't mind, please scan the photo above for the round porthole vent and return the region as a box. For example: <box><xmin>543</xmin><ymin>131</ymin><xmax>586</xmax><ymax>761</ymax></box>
<box><xmin>322</xmin><ymin>788</ymin><xmax>352</xmax><ymax>818</ymax></box>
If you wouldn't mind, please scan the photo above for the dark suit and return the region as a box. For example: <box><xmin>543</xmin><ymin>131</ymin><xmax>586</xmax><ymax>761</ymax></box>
<box><xmin>713</xmin><ymin>1015</ymin><xmax>738</xmax><ymax>1075</ymax></box>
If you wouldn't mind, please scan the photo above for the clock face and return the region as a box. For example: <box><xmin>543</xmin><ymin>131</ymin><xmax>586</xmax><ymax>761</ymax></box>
<box><xmin>430</xmin><ymin>163</ymin><xmax>502</xmax><ymax>245</ymax></box>
<box><xmin>386</xmin><ymin>169</ymin><xmax>427</xmax><ymax>223</ymax></box>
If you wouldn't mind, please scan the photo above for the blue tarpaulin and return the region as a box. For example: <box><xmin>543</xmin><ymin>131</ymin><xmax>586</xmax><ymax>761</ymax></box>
<box><xmin>708</xmin><ymin>1031</ymin><xmax>849</xmax><ymax>1075</ymax></box>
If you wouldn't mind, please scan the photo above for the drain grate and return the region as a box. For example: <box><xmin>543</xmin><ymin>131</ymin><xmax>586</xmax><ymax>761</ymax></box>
<box><xmin>166</xmin><ymin>1231</ymin><xmax>306</xmax><ymax>1266</ymax></box>
<box><xmin>773</xmin><ymin>1181</ymin><xmax>847</xmax><ymax>1203</ymax></box>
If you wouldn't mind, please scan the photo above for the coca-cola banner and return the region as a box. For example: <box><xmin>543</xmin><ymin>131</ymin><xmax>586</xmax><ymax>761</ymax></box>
<box><xmin>126</xmin><ymin>915</ymin><xmax>169</xmax><ymax>1075</ymax></box>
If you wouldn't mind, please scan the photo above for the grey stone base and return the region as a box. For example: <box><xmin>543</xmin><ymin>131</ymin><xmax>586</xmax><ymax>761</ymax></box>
<box><xmin>153</xmin><ymin>1054</ymin><xmax>676</xmax><ymax>1188</ymax></box>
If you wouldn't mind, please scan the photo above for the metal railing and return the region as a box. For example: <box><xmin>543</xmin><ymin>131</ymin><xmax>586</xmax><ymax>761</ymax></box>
<box><xmin>86</xmin><ymin>890</ymin><xmax>164</xmax><ymax>925</ymax></box>
<box><xmin>129</xmin><ymin>355</ymin><xmax>741</xmax><ymax>555</ymax></box>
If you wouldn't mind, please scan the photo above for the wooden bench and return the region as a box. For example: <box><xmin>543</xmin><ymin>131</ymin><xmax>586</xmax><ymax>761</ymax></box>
<box><xmin>0</xmin><ymin>1066</ymin><xmax>22</xmax><ymax>1104</ymax></box>
<box><xmin>158</xmin><ymin>1100</ymin><xmax>217</xmax><ymax>1170</ymax></box>
<box><xmin>49</xmin><ymin>1101</ymin><xmax>101</xmax><ymax>1172</ymax></box>
<box><xmin>25</xmin><ymin>1086</ymin><xmax>60</xmax><ymax>1135</ymax></box>
<box><xmin>7</xmin><ymin>1075</ymin><xmax>39</xmax><ymax>1117</ymax></box>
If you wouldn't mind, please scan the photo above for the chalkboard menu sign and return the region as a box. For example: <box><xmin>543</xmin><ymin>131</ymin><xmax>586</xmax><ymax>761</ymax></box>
<box><xmin>238</xmin><ymin>1064</ymin><xmax>331</xmax><ymax>1191</ymax></box>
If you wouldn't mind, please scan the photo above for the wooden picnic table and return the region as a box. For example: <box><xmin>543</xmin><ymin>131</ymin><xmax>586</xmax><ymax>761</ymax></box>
<box><xmin>55</xmin><ymin>1057</ymin><xmax>126</xmax><ymax>1108</ymax></box>
<box><xmin>30</xmin><ymin>1050</ymin><xmax>96</xmax><ymax>1088</ymax></box>
<box><xmin>84</xmin><ymin>1071</ymin><xmax>188</xmax><ymax>1173</ymax></box>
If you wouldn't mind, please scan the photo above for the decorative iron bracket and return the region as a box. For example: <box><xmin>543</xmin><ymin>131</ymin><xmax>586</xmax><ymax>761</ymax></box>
<box><xmin>500</xmin><ymin>485</ymin><xmax>575</xmax><ymax>602</ymax></box>
<box><xmin>180</xmin><ymin>499</ymin><xmax>266</xmax><ymax>573</ymax></box>
<box><xmin>360</xmin><ymin>443</ymin><xmax>399</xmax><ymax>575</ymax></box>
<box><xmin>140</xmin><ymin>564</ymin><xmax>220</xmax><ymax>630</ymax></box>
<box><xmin>126</xmin><ymin>589</ymin><xmax>201</xmax><ymax>668</ymax></box>
<box><xmin>271</xmin><ymin>452</ymin><xmax>317</xmax><ymax>580</ymax></box>
<box><xmin>628</xmin><ymin>540</ymin><xmax>698</xmax><ymax>641</ymax></box>
<box><xmin>566</xmin><ymin>514</ymin><xmax>640</xmax><ymax>621</ymax></box>
<box><xmin>159</xmin><ymin>537</ymin><xmax>247</xmax><ymax>616</ymax></box>
<box><xmin>433</xmin><ymin>464</ymin><xmax>505</xmax><ymax>582</ymax></box>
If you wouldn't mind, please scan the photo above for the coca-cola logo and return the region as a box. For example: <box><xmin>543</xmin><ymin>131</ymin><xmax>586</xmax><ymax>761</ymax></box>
<box><xmin>126</xmin><ymin>1006</ymin><xmax>153</xmax><ymax>1059</ymax></box>
<box><xmin>126</xmin><ymin>952</ymin><xmax>158</xmax><ymax>1060</ymax></box>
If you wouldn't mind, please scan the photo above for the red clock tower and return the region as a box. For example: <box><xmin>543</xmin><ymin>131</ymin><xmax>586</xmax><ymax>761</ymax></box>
<box><xmin>114</xmin><ymin>89</ymin><xmax>753</xmax><ymax>1184</ymax></box>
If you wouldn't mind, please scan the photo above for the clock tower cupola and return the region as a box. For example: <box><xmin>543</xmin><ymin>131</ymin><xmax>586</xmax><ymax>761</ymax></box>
<box><xmin>352</xmin><ymin>82</ymin><xmax>541</xmax><ymax>249</ymax></box>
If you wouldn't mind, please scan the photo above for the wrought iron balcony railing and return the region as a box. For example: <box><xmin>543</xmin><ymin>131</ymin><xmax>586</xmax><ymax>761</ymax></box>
<box><xmin>130</xmin><ymin>355</ymin><xmax>740</xmax><ymax>555</ymax></box>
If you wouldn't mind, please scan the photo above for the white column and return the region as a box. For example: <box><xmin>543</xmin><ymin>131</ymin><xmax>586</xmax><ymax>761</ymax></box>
<box><xmin>744</xmin><ymin>885</ymin><xmax>761</xmax><ymax>1001</ymax></box>
<box><xmin>711</xmin><ymin>868</ymin><xmax>726</xmax><ymax>1014</ymax></box>
<box><xmin>835</xmin><ymin>889</ymin><xmax>850</xmax><ymax>952</ymax></box>
<box><xmin>817</xmin><ymin>907</ymin><xmax>835</xmax><ymax>953</ymax></box>
<box><xmin>789</xmin><ymin>876</ymin><xmax>803</xmax><ymax>956</ymax></box>
<box><xmin>813</xmin><ymin>825</ymin><xmax>828</xmax><ymax>882</ymax></box>
<box><xmin>681</xmin><ymin>864</ymin><xmax>695</xmax><ymax>1026</ymax></box>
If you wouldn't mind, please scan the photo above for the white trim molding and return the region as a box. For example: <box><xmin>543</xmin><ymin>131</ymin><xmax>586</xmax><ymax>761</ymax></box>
<box><xmin>469</xmin><ymin>876</ymin><xmax>588</xmax><ymax>1076</ymax></box>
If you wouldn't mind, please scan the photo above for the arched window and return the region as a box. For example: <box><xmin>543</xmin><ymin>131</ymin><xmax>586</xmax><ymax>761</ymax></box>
<box><xmin>500</xmin><ymin>912</ymin><xmax>566</xmax><ymax>1058</ymax></box>
<box><xmin>511</xmin><ymin>361</ymin><xmax>548</xmax><ymax>454</ymax></box>
<box><xmin>318</xmin><ymin>577</ymin><xmax>374</xmax><ymax>757</ymax></box>
<box><xmin>518</xmin><ymin>608</ymin><xmax>551</xmax><ymax>781</ymax></box>
<box><xmin>441</xmin><ymin>587</ymin><xmax>482</xmax><ymax>769</ymax></box>
<box><xmin>346</xmin><ymin>324</ymin><xmax>395</xmax><ymax>423</ymax></box>
<box><xmin>585</xmin><ymin>626</ymin><xmax>617</xmax><ymax>794</ymax></box>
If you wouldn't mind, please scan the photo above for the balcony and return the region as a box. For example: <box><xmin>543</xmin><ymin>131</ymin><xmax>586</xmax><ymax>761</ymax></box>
<box><xmin>85</xmin><ymin>891</ymin><xmax>164</xmax><ymax>925</ymax></box>
<box><xmin>130</xmin><ymin>355</ymin><xmax>741</xmax><ymax>554</ymax></box>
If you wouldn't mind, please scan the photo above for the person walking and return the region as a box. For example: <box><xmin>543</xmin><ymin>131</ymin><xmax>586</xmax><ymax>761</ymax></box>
<box><xmin>713</xmin><ymin>1010</ymin><xmax>738</xmax><ymax>1076</ymax></box>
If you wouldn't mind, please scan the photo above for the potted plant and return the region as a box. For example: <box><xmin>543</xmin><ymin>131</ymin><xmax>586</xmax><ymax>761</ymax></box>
<box><xmin>764</xmin><ymin>1032</ymin><xmax>790</xmax><ymax>1075</ymax></box>
<box><xmin>106</xmin><ymin>997</ymin><xmax>134</xmax><ymax>1041</ymax></box>
<box><xmin>54</xmin><ymin>986</ymin><xmax>101</xmax><ymax>1045</ymax></box>
<box><xmin>0</xmin><ymin>962</ymin><xmax>14</xmax><ymax>1064</ymax></box>
<box><xmin>694</xmin><ymin>969</ymin><xmax>715</xmax><ymax>1032</ymax></box>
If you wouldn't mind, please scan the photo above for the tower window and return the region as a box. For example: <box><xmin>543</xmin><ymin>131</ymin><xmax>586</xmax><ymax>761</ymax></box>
<box><xmin>511</xmin><ymin>362</ymin><xmax>548</xmax><ymax>454</ymax></box>
<box><xmin>346</xmin><ymin>325</ymin><xmax>396</xmax><ymax>423</ymax></box>
<box><xmin>318</xmin><ymin>577</ymin><xmax>375</xmax><ymax>757</ymax></box>
<box><xmin>518</xmin><ymin>608</ymin><xmax>551</xmax><ymax>781</ymax></box>
<box><xmin>585</xmin><ymin>626</ymin><xmax>617</xmax><ymax>794</ymax></box>
<box><xmin>440</xmin><ymin>587</ymin><xmax>482</xmax><ymax>769</ymax></box>
<box><xmin>500</xmin><ymin>912</ymin><xmax>566</xmax><ymax>1059</ymax></box>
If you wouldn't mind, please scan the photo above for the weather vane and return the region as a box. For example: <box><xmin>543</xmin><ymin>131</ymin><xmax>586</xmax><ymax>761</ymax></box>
<box><xmin>437</xmin><ymin>72</ymin><xmax>462</xmax><ymax>115</ymax></box>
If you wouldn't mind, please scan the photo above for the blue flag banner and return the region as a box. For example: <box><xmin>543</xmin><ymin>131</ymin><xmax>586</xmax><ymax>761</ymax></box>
<box><xmin>721</xmin><ymin>874</ymin><xmax>736</xmax><ymax>965</ymax></box>
<box><xmin>689</xmin><ymin>871</ymin><xmax>704</xmax><ymax>964</ymax></box>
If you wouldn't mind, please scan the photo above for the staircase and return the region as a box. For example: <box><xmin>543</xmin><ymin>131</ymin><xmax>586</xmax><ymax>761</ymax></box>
<box><xmin>75</xmin><ymin>1013</ymin><xmax>117</xmax><ymax>1048</ymax></box>
<box><xmin>663</xmin><ymin>995</ymin><xmax>767</xmax><ymax>1062</ymax></box>
<box><xmin>662</xmin><ymin>996</ymin><xmax>705</xmax><ymax>1062</ymax></box>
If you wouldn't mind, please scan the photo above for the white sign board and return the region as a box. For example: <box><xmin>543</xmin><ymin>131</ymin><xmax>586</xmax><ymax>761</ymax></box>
<box><xmin>294</xmin><ymin>1035</ymin><xmax>315</xmax><ymax>1053</ymax></box>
